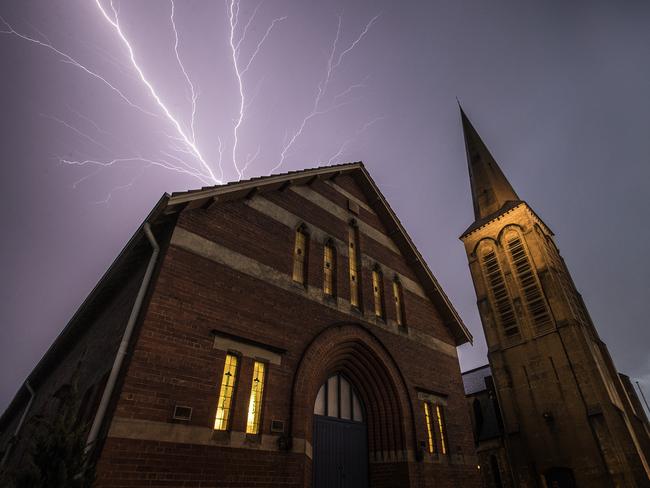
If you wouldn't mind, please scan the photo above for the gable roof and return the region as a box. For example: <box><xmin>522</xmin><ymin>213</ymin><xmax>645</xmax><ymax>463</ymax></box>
<box><xmin>165</xmin><ymin>162</ymin><xmax>472</xmax><ymax>345</ymax></box>
<box><xmin>1</xmin><ymin>162</ymin><xmax>471</xmax><ymax>431</ymax></box>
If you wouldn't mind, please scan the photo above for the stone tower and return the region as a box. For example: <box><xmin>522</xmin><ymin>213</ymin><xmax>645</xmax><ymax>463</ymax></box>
<box><xmin>458</xmin><ymin>107</ymin><xmax>650</xmax><ymax>487</ymax></box>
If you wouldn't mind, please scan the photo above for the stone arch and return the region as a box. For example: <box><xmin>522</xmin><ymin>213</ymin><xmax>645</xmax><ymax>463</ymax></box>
<box><xmin>470</xmin><ymin>236</ymin><xmax>499</xmax><ymax>257</ymax></box>
<box><xmin>496</xmin><ymin>223</ymin><xmax>525</xmax><ymax>246</ymax></box>
<box><xmin>289</xmin><ymin>322</ymin><xmax>415</xmax><ymax>461</ymax></box>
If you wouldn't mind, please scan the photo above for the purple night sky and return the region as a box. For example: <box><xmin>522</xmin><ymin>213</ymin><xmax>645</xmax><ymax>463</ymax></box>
<box><xmin>1</xmin><ymin>1</ymin><xmax>649</xmax><ymax>415</ymax></box>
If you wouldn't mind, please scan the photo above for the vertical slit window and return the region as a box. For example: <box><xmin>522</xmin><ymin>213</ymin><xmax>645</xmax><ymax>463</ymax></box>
<box><xmin>506</xmin><ymin>234</ymin><xmax>552</xmax><ymax>331</ymax></box>
<box><xmin>372</xmin><ymin>267</ymin><xmax>385</xmax><ymax>319</ymax></box>
<box><xmin>348</xmin><ymin>223</ymin><xmax>361</xmax><ymax>308</ymax></box>
<box><xmin>246</xmin><ymin>361</ymin><xmax>266</xmax><ymax>434</ymax></box>
<box><xmin>436</xmin><ymin>405</ymin><xmax>447</xmax><ymax>455</ymax></box>
<box><xmin>323</xmin><ymin>240</ymin><xmax>336</xmax><ymax>297</ymax></box>
<box><xmin>424</xmin><ymin>402</ymin><xmax>436</xmax><ymax>454</ymax></box>
<box><xmin>292</xmin><ymin>225</ymin><xmax>308</xmax><ymax>285</ymax></box>
<box><xmin>482</xmin><ymin>248</ymin><xmax>519</xmax><ymax>336</ymax></box>
<box><xmin>214</xmin><ymin>354</ymin><xmax>238</xmax><ymax>431</ymax></box>
<box><xmin>393</xmin><ymin>278</ymin><xmax>405</xmax><ymax>327</ymax></box>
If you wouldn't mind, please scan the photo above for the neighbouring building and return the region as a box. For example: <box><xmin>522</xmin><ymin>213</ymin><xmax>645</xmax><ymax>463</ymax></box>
<box><xmin>458</xmin><ymin>106</ymin><xmax>650</xmax><ymax>487</ymax></box>
<box><xmin>0</xmin><ymin>162</ymin><xmax>482</xmax><ymax>487</ymax></box>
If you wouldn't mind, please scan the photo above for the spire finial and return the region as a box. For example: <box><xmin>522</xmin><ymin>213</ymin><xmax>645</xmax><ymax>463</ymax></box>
<box><xmin>459</xmin><ymin>106</ymin><xmax>520</xmax><ymax>220</ymax></box>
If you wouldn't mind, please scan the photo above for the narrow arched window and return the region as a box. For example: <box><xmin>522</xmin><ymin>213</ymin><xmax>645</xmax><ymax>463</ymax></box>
<box><xmin>214</xmin><ymin>353</ymin><xmax>238</xmax><ymax>431</ymax></box>
<box><xmin>323</xmin><ymin>240</ymin><xmax>336</xmax><ymax>297</ymax></box>
<box><xmin>436</xmin><ymin>404</ymin><xmax>448</xmax><ymax>454</ymax></box>
<box><xmin>246</xmin><ymin>361</ymin><xmax>266</xmax><ymax>434</ymax></box>
<box><xmin>292</xmin><ymin>224</ymin><xmax>309</xmax><ymax>285</ymax></box>
<box><xmin>423</xmin><ymin>402</ymin><xmax>436</xmax><ymax>454</ymax></box>
<box><xmin>348</xmin><ymin>222</ymin><xmax>361</xmax><ymax>308</ymax></box>
<box><xmin>392</xmin><ymin>277</ymin><xmax>405</xmax><ymax>327</ymax></box>
<box><xmin>372</xmin><ymin>265</ymin><xmax>385</xmax><ymax>319</ymax></box>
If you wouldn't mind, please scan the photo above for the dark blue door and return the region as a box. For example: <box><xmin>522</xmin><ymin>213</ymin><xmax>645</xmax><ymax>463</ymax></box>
<box><xmin>313</xmin><ymin>415</ymin><xmax>368</xmax><ymax>488</ymax></box>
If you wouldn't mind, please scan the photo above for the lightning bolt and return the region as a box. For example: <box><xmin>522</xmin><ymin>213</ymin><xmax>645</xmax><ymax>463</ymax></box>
<box><xmin>40</xmin><ymin>113</ymin><xmax>114</xmax><ymax>154</ymax></box>
<box><xmin>2</xmin><ymin>4</ymin><xmax>381</xmax><ymax>197</ymax></box>
<box><xmin>93</xmin><ymin>0</ymin><xmax>219</xmax><ymax>184</ymax></box>
<box><xmin>272</xmin><ymin>13</ymin><xmax>381</xmax><ymax>173</ymax></box>
<box><xmin>228</xmin><ymin>0</ymin><xmax>286</xmax><ymax>179</ymax></box>
<box><xmin>327</xmin><ymin>116</ymin><xmax>385</xmax><ymax>165</ymax></box>
<box><xmin>0</xmin><ymin>15</ymin><xmax>154</xmax><ymax>117</ymax></box>
<box><xmin>170</xmin><ymin>0</ymin><xmax>198</xmax><ymax>144</ymax></box>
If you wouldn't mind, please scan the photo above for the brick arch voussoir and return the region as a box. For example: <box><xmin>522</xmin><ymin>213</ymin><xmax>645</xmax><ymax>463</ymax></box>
<box><xmin>290</xmin><ymin>323</ymin><xmax>414</xmax><ymax>454</ymax></box>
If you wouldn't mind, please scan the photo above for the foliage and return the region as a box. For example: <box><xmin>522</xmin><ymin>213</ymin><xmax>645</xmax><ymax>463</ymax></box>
<box><xmin>1</xmin><ymin>386</ymin><xmax>95</xmax><ymax>488</ymax></box>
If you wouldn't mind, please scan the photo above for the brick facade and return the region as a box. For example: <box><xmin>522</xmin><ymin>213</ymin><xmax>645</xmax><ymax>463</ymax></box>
<box><xmin>1</xmin><ymin>163</ymin><xmax>480</xmax><ymax>487</ymax></box>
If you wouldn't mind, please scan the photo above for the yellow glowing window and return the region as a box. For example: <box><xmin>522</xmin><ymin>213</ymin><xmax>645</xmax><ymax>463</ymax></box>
<box><xmin>436</xmin><ymin>405</ymin><xmax>447</xmax><ymax>454</ymax></box>
<box><xmin>393</xmin><ymin>279</ymin><xmax>404</xmax><ymax>326</ymax></box>
<box><xmin>372</xmin><ymin>268</ymin><xmax>384</xmax><ymax>318</ymax></box>
<box><xmin>214</xmin><ymin>354</ymin><xmax>238</xmax><ymax>430</ymax></box>
<box><xmin>348</xmin><ymin>225</ymin><xmax>360</xmax><ymax>307</ymax></box>
<box><xmin>423</xmin><ymin>402</ymin><xmax>436</xmax><ymax>454</ymax></box>
<box><xmin>323</xmin><ymin>242</ymin><xmax>335</xmax><ymax>296</ymax></box>
<box><xmin>246</xmin><ymin>361</ymin><xmax>266</xmax><ymax>434</ymax></box>
<box><xmin>292</xmin><ymin>226</ymin><xmax>308</xmax><ymax>284</ymax></box>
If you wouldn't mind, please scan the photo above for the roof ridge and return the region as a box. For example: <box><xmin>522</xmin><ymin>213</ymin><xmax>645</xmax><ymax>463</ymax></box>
<box><xmin>171</xmin><ymin>161</ymin><xmax>362</xmax><ymax>198</ymax></box>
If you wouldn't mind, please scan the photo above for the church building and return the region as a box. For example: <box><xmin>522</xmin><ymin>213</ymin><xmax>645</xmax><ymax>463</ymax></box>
<box><xmin>458</xmin><ymin>107</ymin><xmax>650</xmax><ymax>487</ymax></box>
<box><xmin>0</xmin><ymin>163</ymin><xmax>481</xmax><ymax>487</ymax></box>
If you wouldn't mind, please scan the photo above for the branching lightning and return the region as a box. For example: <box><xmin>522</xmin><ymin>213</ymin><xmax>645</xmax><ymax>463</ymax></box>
<box><xmin>170</xmin><ymin>0</ymin><xmax>199</xmax><ymax>145</ymax></box>
<box><xmin>1</xmin><ymin>3</ymin><xmax>382</xmax><ymax>200</ymax></box>
<box><xmin>228</xmin><ymin>0</ymin><xmax>286</xmax><ymax>179</ymax></box>
<box><xmin>272</xmin><ymin>13</ymin><xmax>381</xmax><ymax>173</ymax></box>
<box><xmin>93</xmin><ymin>0</ymin><xmax>219</xmax><ymax>184</ymax></box>
<box><xmin>326</xmin><ymin>116</ymin><xmax>385</xmax><ymax>165</ymax></box>
<box><xmin>0</xmin><ymin>15</ymin><xmax>154</xmax><ymax>117</ymax></box>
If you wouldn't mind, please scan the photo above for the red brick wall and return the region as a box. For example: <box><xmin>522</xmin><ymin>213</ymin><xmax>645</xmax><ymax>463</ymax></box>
<box><xmin>96</xmin><ymin>177</ymin><xmax>479</xmax><ymax>487</ymax></box>
<box><xmin>97</xmin><ymin>438</ymin><xmax>306</xmax><ymax>488</ymax></box>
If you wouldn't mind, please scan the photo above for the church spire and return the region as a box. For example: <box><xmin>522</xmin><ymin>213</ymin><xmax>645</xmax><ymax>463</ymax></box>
<box><xmin>459</xmin><ymin>106</ymin><xmax>520</xmax><ymax>220</ymax></box>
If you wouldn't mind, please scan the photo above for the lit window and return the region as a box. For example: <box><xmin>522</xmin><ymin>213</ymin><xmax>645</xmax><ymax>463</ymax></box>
<box><xmin>313</xmin><ymin>373</ymin><xmax>363</xmax><ymax>422</ymax></box>
<box><xmin>372</xmin><ymin>266</ymin><xmax>384</xmax><ymax>319</ymax></box>
<box><xmin>293</xmin><ymin>225</ymin><xmax>308</xmax><ymax>285</ymax></box>
<box><xmin>246</xmin><ymin>361</ymin><xmax>266</xmax><ymax>434</ymax></box>
<box><xmin>423</xmin><ymin>402</ymin><xmax>436</xmax><ymax>454</ymax></box>
<box><xmin>436</xmin><ymin>405</ymin><xmax>448</xmax><ymax>454</ymax></box>
<box><xmin>348</xmin><ymin>223</ymin><xmax>361</xmax><ymax>307</ymax></box>
<box><xmin>392</xmin><ymin>278</ymin><xmax>405</xmax><ymax>326</ymax></box>
<box><xmin>323</xmin><ymin>240</ymin><xmax>336</xmax><ymax>297</ymax></box>
<box><xmin>214</xmin><ymin>354</ymin><xmax>238</xmax><ymax>430</ymax></box>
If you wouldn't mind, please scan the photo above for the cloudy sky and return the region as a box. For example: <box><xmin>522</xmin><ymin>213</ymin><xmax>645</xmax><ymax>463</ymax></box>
<box><xmin>1</xmin><ymin>0</ymin><xmax>649</xmax><ymax>415</ymax></box>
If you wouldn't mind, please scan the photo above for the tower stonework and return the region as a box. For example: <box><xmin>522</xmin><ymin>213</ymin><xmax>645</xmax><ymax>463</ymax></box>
<box><xmin>459</xmin><ymin>108</ymin><xmax>650</xmax><ymax>487</ymax></box>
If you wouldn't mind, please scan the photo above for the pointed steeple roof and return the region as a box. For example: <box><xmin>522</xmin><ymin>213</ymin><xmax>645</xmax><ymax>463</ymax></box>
<box><xmin>460</xmin><ymin>106</ymin><xmax>520</xmax><ymax>220</ymax></box>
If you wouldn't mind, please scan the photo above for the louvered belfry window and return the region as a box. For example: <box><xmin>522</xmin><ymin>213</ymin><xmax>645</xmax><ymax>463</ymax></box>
<box><xmin>482</xmin><ymin>248</ymin><xmax>519</xmax><ymax>336</ymax></box>
<box><xmin>506</xmin><ymin>233</ymin><xmax>552</xmax><ymax>331</ymax></box>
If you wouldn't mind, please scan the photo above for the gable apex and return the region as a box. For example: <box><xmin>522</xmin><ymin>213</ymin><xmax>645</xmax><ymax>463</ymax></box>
<box><xmin>166</xmin><ymin>162</ymin><xmax>472</xmax><ymax>346</ymax></box>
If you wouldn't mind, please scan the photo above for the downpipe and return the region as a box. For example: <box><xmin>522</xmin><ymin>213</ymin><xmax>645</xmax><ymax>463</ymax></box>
<box><xmin>0</xmin><ymin>381</ymin><xmax>35</xmax><ymax>469</ymax></box>
<box><xmin>84</xmin><ymin>222</ymin><xmax>159</xmax><ymax>455</ymax></box>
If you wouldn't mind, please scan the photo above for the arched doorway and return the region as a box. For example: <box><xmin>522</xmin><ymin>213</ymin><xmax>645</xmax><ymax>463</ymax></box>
<box><xmin>313</xmin><ymin>373</ymin><xmax>368</xmax><ymax>488</ymax></box>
